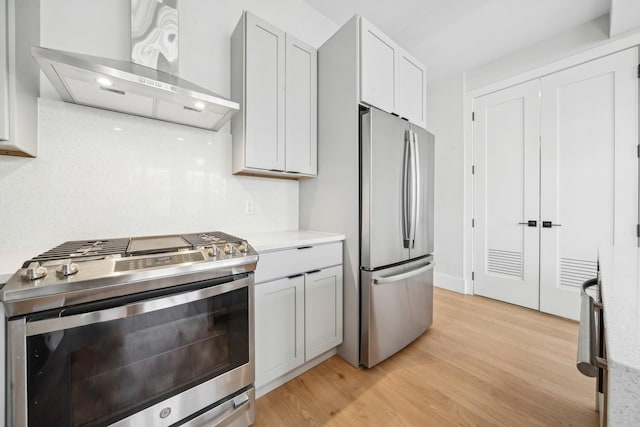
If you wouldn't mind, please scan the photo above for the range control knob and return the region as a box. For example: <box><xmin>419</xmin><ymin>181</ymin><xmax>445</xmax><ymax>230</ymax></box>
<box><xmin>208</xmin><ymin>246</ymin><xmax>220</xmax><ymax>257</ymax></box>
<box><xmin>224</xmin><ymin>243</ymin><xmax>236</xmax><ymax>255</ymax></box>
<box><xmin>238</xmin><ymin>241</ymin><xmax>250</xmax><ymax>253</ymax></box>
<box><xmin>57</xmin><ymin>259</ymin><xmax>80</xmax><ymax>277</ymax></box>
<box><xmin>22</xmin><ymin>262</ymin><xmax>48</xmax><ymax>281</ymax></box>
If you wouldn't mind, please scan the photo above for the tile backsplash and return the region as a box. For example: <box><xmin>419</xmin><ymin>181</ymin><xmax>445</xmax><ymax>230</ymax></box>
<box><xmin>0</xmin><ymin>98</ymin><xmax>298</xmax><ymax>274</ymax></box>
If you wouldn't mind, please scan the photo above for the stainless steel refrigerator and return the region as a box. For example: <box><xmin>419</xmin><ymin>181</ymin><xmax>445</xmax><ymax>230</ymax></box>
<box><xmin>360</xmin><ymin>106</ymin><xmax>434</xmax><ymax>368</ymax></box>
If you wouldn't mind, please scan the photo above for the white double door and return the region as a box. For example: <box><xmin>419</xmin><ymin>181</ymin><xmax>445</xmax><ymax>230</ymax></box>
<box><xmin>473</xmin><ymin>47</ymin><xmax>638</xmax><ymax>320</ymax></box>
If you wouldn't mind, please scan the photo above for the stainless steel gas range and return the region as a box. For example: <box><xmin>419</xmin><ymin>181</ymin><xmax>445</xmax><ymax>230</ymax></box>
<box><xmin>1</xmin><ymin>232</ymin><xmax>257</xmax><ymax>427</ymax></box>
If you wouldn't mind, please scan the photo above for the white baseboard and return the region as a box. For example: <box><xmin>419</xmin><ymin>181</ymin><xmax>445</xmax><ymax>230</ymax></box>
<box><xmin>434</xmin><ymin>272</ymin><xmax>466</xmax><ymax>294</ymax></box>
<box><xmin>255</xmin><ymin>348</ymin><xmax>337</xmax><ymax>399</ymax></box>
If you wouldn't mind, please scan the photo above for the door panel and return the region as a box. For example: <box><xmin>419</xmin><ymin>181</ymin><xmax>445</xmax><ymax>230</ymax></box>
<box><xmin>304</xmin><ymin>266</ymin><xmax>343</xmax><ymax>361</ymax></box>
<box><xmin>410</xmin><ymin>125</ymin><xmax>434</xmax><ymax>259</ymax></box>
<box><xmin>361</xmin><ymin>107</ymin><xmax>411</xmax><ymax>269</ymax></box>
<box><xmin>0</xmin><ymin>0</ymin><xmax>8</xmax><ymax>141</ymax></box>
<box><xmin>540</xmin><ymin>47</ymin><xmax>639</xmax><ymax>319</ymax></box>
<box><xmin>360</xmin><ymin>18</ymin><xmax>396</xmax><ymax>114</ymax></box>
<box><xmin>473</xmin><ymin>80</ymin><xmax>540</xmax><ymax>310</ymax></box>
<box><xmin>245</xmin><ymin>13</ymin><xmax>285</xmax><ymax>171</ymax></box>
<box><xmin>285</xmin><ymin>34</ymin><xmax>317</xmax><ymax>175</ymax></box>
<box><xmin>254</xmin><ymin>276</ymin><xmax>304</xmax><ymax>387</ymax></box>
<box><xmin>397</xmin><ymin>49</ymin><xmax>427</xmax><ymax>128</ymax></box>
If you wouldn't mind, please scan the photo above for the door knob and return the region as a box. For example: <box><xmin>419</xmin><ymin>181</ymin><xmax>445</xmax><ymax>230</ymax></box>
<box><xmin>518</xmin><ymin>220</ymin><xmax>537</xmax><ymax>227</ymax></box>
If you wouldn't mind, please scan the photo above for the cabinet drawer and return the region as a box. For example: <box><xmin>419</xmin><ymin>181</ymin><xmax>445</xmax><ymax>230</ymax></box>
<box><xmin>255</xmin><ymin>242</ymin><xmax>342</xmax><ymax>284</ymax></box>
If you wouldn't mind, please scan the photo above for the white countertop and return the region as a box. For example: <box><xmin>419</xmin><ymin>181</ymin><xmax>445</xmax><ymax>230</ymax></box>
<box><xmin>598</xmin><ymin>246</ymin><xmax>640</xmax><ymax>424</ymax></box>
<box><xmin>242</xmin><ymin>230</ymin><xmax>345</xmax><ymax>253</ymax></box>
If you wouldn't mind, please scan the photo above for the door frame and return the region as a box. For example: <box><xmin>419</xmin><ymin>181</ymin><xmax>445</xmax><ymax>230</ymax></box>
<box><xmin>463</xmin><ymin>34</ymin><xmax>640</xmax><ymax>296</ymax></box>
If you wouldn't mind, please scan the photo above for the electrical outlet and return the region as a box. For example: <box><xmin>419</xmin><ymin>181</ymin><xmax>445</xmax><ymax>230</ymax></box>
<box><xmin>245</xmin><ymin>200</ymin><xmax>254</xmax><ymax>215</ymax></box>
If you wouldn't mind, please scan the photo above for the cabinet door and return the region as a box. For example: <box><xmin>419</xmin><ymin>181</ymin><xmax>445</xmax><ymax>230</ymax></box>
<box><xmin>0</xmin><ymin>0</ymin><xmax>8</xmax><ymax>141</ymax></box>
<box><xmin>360</xmin><ymin>18</ymin><xmax>396</xmax><ymax>114</ymax></box>
<box><xmin>539</xmin><ymin>47</ymin><xmax>638</xmax><ymax>320</ymax></box>
<box><xmin>304</xmin><ymin>265</ymin><xmax>343</xmax><ymax>361</ymax></box>
<box><xmin>254</xmin><ymin>276</ymin><xmax>304</xmax><ymax>388</ymax></box>
<box><xmin>245</xmin><ymin>12</ymin><xmax>285</xmax><ymax>171</ymax></box>
<box><xmin>285</xmin><ymin>34</ymin><xmax>317</xmax><ymax>175</ymax></box>
<box><xmin>397</xmin><ymin>48</ymin><xmax>426</xmax><ymax>128</ymax></box>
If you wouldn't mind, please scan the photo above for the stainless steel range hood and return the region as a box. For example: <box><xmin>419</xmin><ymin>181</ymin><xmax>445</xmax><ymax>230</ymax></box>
<box><xmin>32</xmin><ymin>46</ymin><xmax>239</xmax><ymax>131</ymax></box>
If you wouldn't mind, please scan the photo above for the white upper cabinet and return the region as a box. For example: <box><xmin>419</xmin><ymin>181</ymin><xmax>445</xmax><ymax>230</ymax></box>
<box><xmin>233</xmin><ymin>12</ymin><xmax>285</xmax><ymax>172</ymax></box>
<box><xmin>0</xmin><ymin>0</ymin><xmax>39</xmax><ymax>157</ymax></box>
<box><xmin>231</xmin><ymin>11</ymin><xmax>317</xmax><ymax>179</ymax></box>
<box><xmin>245</xmin><ymin>13</ymin><xmax>285</xmax><ymax>171</ymax></box>
<box><xmin>360</xmin><ymin>19</ymin><xmax>397</xmax><ymax>114</ymax></box>
<box><xmin>0</xmin><ymin>0</ymin><xmax>9</xmax><ymax>142</ymax></box>
<box><xmin>359</xmin><ymin>17</ymin><xmax>426</xmax><ymax>128</ymax></box>
<box><xmin>397</xmin><ymin>48</ymin><xmax>427</xmax><ymax>128</ymax></box>
<box><xmin>285</xmin><ymin>34</ymin><xmax>317</xmax><ymax>176</ymax></box>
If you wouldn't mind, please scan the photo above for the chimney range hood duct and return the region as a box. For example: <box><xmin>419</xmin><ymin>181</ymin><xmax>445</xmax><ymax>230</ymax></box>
<box><xmin>31</xmin><ymin>1</ymin><xmax>238</xmax><ymax>131</ymax></box>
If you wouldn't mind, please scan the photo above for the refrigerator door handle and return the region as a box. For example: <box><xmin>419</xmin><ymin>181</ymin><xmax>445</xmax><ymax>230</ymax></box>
<box><xmin>373</xmin><ymin>262</ymin><xmax>435</xmax><ymax>284</ymax></box>
<box><xmin>402</xmin><ymin>130</ymin><xmax>411</xmax><ymax>247</ymax></box>
<box><xmin>410</xmin><ymin>130</ymin><xmax>421</xmax><ymax>248</ymax></box>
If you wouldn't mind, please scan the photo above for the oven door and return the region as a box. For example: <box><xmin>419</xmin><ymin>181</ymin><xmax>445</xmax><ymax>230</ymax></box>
<box><xmin>7</xmin><ymin>274</ymin><xmax>254</xmax><ymax>427</ymax></box>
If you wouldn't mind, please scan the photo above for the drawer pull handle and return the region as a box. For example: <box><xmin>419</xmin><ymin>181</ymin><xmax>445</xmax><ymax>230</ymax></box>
<box><xmin>287</xmin><ymin>273</ymin><xmax>303</xmax><ymax>279</ymax></box>
<box><xmin>306</xmin><ymin>269</ymin><xmax>321</xmax><ymax>275</ymax></box>
<box><xmin>297</xmin><ymin>246</ymin><xmax>312</xmax><ymax>250</ymax></box>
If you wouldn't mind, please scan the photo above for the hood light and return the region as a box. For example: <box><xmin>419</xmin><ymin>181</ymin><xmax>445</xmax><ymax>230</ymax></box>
<box><xmin>194</xmin><ymin>101</ymin><xmax>205</xmax><ymax>110</ymax></box>
<box><xmin>96</xmin><ymin>77</ymin><xmax>113</xmax><ymax>86</ymax></box>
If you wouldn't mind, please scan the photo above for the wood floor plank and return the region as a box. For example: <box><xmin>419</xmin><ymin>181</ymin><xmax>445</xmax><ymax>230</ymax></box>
<box><xmin>254</xmin><ymin>288</ymin><xmax>598</xmax><ymax>426</ymax></box>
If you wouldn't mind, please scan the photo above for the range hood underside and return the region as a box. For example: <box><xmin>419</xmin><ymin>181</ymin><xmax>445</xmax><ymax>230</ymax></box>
<box><xmin>33</xmin><ymin>47</ymin><xmax>239</xmax><ymax>131</ymax></box>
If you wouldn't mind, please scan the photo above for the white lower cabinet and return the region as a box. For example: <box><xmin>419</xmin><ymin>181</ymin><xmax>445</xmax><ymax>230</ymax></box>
<box><xmin>304</xmin><ymin>266</ymin><xmax>343</xmax><ymax>361</ymax></box>
<box><xmin>254</xmin><ymin>275</ymin><xmax>305</xmax><ymax>387</ymax></box>
<box><xmin>253</xmin><ymin>242</ymin><xmax>343</xmax><ymax>393</ymax></box>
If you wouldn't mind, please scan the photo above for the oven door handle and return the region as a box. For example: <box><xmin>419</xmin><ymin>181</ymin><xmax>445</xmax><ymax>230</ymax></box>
<box><xmin>577</xmin><ymin>277</ymin><xmax>607</xmax><ymax>377</ymax></box>
<box><xmin>180</xmin><ymin>390</ymin><xmax>252</xmax><ymax>427</ymax></box>
<box><xmin>25</xmin><ymin>276</ymin><xmax>252</xmax><ymax>336</ymax></box>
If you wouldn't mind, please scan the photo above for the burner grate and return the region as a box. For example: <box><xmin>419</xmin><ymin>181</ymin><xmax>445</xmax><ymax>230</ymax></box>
<box><xmin>182</xmin><ymin>232</ymin><xmax>243</xmax><ymax>247</ymax></box>
<box><xmin>25</xmin><ymin>239</ymin><xmax>130</xmax><ymax>267</ymax></box>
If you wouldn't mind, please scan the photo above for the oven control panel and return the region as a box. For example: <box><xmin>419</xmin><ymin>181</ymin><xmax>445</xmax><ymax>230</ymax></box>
<box><xmin>114</xmin><ymin>252</ymin><xmax>205</xmax><ymax>272</ymax></box>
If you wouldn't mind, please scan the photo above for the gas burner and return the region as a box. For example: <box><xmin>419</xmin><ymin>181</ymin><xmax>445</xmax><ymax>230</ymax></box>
<box><xmin>27</xmin><ymin>238</ymin><xmax>129</xmax><ymax>267</ymax></box>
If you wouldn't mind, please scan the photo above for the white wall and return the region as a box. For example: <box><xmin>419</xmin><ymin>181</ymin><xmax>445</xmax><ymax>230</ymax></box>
<box><xmin>0</xmin><ymin>0</ymin><xmax>337</xmax><ymax>276</ymax></box>
<box><xmin>427</xmin><ymin>75</ymin><xmax>466</xmax><ymax>293</ymax></box>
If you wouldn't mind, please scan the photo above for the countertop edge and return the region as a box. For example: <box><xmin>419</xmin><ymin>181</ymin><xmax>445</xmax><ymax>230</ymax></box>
<box><xmin>243</xmin><ymin>230</ymin><xmax>345</xmax><ymax>253</ymax></box>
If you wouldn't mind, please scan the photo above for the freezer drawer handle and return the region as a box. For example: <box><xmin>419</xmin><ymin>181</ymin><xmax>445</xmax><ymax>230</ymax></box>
<box><xmin>373</xmin><ymin>262</ymin><xmax>434</xmax><ymax>285</ymax></box>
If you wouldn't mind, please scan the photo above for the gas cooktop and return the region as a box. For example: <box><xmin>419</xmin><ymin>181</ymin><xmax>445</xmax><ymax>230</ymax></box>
<box><xmin>1</xmin><ymin>231</ymin><xmax>258</xmax><ymax>317</ymax></box>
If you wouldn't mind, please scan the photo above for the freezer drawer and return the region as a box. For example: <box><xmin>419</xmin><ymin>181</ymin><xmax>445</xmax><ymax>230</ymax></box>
<box><xmin>360</xmin><ymin>256</ymin><xmax>434</xmax><ymax>368</ymax></box>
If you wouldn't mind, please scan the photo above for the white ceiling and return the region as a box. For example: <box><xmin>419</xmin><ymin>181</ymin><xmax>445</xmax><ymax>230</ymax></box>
<box><xmin>299</xmin><ymin>0</ymin><xmax>611</xmax><ymax>83</ymax></box>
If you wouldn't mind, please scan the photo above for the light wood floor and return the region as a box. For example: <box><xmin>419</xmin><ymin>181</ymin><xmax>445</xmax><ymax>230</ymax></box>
<box><xmin>254</xmin><ymin>287</ymin><xmax>598</xmax><ymax>426</ymax></box>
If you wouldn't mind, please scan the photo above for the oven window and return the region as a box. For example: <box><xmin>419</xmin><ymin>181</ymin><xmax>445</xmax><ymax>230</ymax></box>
<box><xmin>26</xmin><ymin>287</ymin><xmax>249</xmax><ymax>426</ymax></box>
